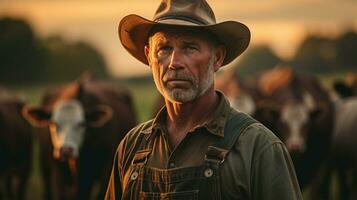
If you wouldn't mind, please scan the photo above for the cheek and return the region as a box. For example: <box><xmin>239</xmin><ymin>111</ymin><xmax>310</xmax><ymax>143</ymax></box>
<box><xmin>151</xmin><ymin>66</ymin><xmax>165</xmax><ymax>87</ymax></box>
<box><xmin>188</xmin><ymin>61</ymin><xmax>206</xmax><ymax>79</ymax></box>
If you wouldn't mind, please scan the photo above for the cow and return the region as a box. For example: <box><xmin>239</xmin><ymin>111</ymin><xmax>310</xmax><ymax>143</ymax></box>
<box><xmin>329</xmin><ymin>97</ymin><xmax>357</xmax><ymax>200</ymax></box>
<box><xmin>0</xmin><ymin>87</ymin><xmax>33</xmax><ymax>200</ymax></box>
<box><xmin>253</xmin><ymin>66</ymin><xmax>334</xmax><ymax>195</ymax></box>
<box><xmin>22</xmin><ymin>75</ymin><xmax>137</xmax><ymax>200</ymax></box>
<box><xmin>215</xmin><ymin>70</ymin><xmax>260</xmax><ymax>115</ymax></box>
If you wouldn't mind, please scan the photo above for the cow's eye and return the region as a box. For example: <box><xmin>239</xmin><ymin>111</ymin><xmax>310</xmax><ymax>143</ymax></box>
<box><xmin>56</xmin><ymin>124</ymin><xmax>62</xmax><ymax>132</ymax></box>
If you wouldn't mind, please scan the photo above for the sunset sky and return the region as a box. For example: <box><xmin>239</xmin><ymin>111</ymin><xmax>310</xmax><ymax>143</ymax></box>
<box><xmin>1</xmin><ymin>0</ymin><xmax>356</xmax><ymax>77</ymax></box>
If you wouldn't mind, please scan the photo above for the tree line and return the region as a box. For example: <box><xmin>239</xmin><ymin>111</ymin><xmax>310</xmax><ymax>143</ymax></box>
<box><xmin>1</xmin><ymin>17</ymin><xmax>356</xmax><ymax>84</ymax></box>
<box><xmin>235</xmin><ymin>29</ymin><xmax>357</xmax><ymax>77</ymax></box>
<box><xmin>0</xmin><ymin>17</ymin><xmax>108</xmax><ymax>84</ymax></box>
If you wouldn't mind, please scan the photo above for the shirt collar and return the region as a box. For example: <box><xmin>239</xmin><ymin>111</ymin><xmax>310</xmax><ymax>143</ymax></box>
<box><xmin>202</xmin><ymin>91</ymin><xmax>231</xmax><ymax>137</ymax></box>
<box><xmin>140</xmin><ymin>105</ymin><xmax>166</xmax><ymax>140</ymax></box>
<box><xmin>141</xmin><ymin>91</ymin><xmax>232</xmax><ymax>138</ymax></box>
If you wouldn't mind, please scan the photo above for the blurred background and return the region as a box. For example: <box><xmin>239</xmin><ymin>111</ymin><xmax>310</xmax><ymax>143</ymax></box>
<box><xmin>1</xmin><ymin>0</ymin><xmax>356</xmax><ymax>199</ymax></box>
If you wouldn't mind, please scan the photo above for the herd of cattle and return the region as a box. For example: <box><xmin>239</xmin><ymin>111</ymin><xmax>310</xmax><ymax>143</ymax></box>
<box><xmin>0</xmin><ymin>67</ymin><xmax>356</xmax><ymax>199</ymax></box>
<box><xmin>216</xmin><ymin>66</ymin><xmax>357</xmax><ymax>200</ymax></box>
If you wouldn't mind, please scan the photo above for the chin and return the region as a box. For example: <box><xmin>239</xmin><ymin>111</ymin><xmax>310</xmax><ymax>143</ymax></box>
<box><xmin>166</xmin><ymin>90</ymin><xmax>197</xmax><ymax>103</ymax></box>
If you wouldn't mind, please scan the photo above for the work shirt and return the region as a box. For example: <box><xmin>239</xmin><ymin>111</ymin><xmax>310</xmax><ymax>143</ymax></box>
<box><xmin>105</xmin><ymin>91</ymin><xmax>302</xmax><ymax>199</ymax></box>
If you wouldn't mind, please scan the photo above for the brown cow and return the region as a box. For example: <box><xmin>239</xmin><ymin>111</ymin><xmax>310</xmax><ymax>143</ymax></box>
<box><xmin>0</xmin><ymin>87</ymin><xmax>33</xmax><ymax>200</ymax></box>
<box><xmin>254</xmin><ymin>66</ymin><xmax>334</xmax><ymax>194</ymax></box>
<box><xmin>216</xmin><ymin>70</ymin><xmax>260</xmax><ymax>115</ymax></box>
<box><xmin>22</xmin><ymin>75</ymin><xmax>137</xmax><ymax>200</ymax></box>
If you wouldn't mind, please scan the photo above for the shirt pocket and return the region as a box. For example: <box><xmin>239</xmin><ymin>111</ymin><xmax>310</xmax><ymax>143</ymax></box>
<box><xmin>139</xmin><ymin>190</ymin><xmax>199</xmax><ymax>200</ymax></box>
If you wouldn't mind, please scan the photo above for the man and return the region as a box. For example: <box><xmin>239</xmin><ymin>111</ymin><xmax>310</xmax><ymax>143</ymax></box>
<box><xmin>106</xmin><ymin>0</ymin><xmax>302</xmax><ymax>199</ymax></box>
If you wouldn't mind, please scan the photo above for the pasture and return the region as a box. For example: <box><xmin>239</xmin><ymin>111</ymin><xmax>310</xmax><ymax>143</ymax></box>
<box><xmin>3</xmin><ymin>71</ymin><xmax>354</xmax><ymax>199</ymax></box>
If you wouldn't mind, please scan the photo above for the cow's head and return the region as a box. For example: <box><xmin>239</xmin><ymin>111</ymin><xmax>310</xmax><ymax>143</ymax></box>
<box><xmin>256</xmin><ymin>92</ymin><xmax>320</xmax><ymax>153</ymax></box>
<box><xmin>278</xmin><ymin>93</ymin><xmax>320</xmax><ymax>153</ymax></box>
<box><xmin>22</xmin><ymin>99</ymin><xmax>113</xmax><ymax>160</ymax></box>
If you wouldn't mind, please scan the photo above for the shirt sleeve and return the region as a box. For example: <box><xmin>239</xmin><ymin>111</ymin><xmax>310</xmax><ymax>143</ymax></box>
<box><xmin>251</xmin><ymin>142</ymin><xmax>303</xmax><ymax>200</ymax></box>
<box><xmin>105</xmin><ymin>149</ymin><xmax>122</xmax><ymax>200</ymax></box>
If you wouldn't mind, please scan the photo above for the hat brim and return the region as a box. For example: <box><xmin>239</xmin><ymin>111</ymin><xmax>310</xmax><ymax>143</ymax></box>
<box><xmin>118</xmin><ymin>14</ymin><xmax>250</xmax><ymax>66</ymax></box>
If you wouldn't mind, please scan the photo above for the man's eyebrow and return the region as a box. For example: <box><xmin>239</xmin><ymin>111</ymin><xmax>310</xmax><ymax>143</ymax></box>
<box><xmin>182</xmin><ymin>40</ymin><xmax>199</xmax><ymax>46</ymax></box>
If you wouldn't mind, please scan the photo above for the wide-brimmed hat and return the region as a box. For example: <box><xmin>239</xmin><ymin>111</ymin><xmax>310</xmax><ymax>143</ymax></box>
<box><xmin>119</xmin><ymin>0</ymin><xmax>250</xmax><ymax>66</ymax></box>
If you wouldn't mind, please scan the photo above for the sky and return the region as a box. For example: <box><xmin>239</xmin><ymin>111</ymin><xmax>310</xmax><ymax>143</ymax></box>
<box><xmin>1</xmin><ymin>0</ymin><xmax>356</xmax><ymax>77</ymax></box>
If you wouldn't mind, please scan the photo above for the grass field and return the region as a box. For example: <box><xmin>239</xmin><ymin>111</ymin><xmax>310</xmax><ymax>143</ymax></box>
<box><xmin>4</xmin><ymin>70</ymin><xmax>355</xmax><ymax>199</ymax></box>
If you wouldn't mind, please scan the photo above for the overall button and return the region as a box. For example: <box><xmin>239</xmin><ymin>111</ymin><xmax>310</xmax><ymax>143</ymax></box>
<box><xmin>131</xmin><ymin>171</ymin><xmax>139</xmax><ymax>180</ymax></box>
<box><xmin>204</xmin><ymin>168</ymin><xmax>213</xmax><ymax>178</ymax></box>
<box><xmin>169</xmin><ymin>162</ymin><xmax>175</xmax><ymax>168</ymax></box>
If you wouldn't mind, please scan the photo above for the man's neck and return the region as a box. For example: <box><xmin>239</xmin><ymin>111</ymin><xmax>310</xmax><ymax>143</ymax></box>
<box><xmin>164</xmin><ymin>89</ymin><xmax>219</xmax><ymax>149</ymax></box>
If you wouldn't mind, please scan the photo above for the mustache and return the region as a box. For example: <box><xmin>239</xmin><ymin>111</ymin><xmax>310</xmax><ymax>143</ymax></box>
<box><xmin>163</xmin><ymin>70</ymin><xmax>195</xmax><ymax>83</ymax></box>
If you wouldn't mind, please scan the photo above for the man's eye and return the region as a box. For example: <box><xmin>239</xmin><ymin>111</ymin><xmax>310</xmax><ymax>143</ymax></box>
<box><xmin>185</xmin><ymin>45</ymin><xmax>198</xmax><ymax>52</ymax></box>
<box><xmin>157</xmin><ymin>46</ymin><xmax>171</xmax><ymax>56</ymax></box>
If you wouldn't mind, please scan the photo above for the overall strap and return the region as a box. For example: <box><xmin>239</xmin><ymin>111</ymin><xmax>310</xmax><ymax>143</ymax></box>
<box><xmin>205</xmin><ymin>111</ymin><xmax>258</xmax><ymax>165</ymax></box>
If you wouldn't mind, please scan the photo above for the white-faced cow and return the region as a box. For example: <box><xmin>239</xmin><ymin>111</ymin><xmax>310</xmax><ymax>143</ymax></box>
<box><xmin>0</xmin><ymin>87</ymin><xmax>33</xmax><ymax>200</ymax></box>
<box><xmin>254</xmin><ymin>66</ymin><xmax>334</xmax><ymax>193</ymax></box>
<box><xmin>22</xmin><ymin>76</ymin><xmax>137</xmax><ymax>200</ymax></box>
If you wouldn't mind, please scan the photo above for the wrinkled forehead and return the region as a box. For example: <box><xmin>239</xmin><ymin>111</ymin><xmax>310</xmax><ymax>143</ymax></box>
<box><xmin>148</xmin><ymin>26</ymin><xmax>218</xmax><ymax>47</ymax></box>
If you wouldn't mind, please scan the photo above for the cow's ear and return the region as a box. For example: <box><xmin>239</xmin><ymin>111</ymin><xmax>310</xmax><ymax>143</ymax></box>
<box><xmin>86</xmin><ymin>105</ymin><xmax>113</xmax><ymax>127</ymax></box>
<box><xmin>310</xmin><ymin>107</ymin><xmax>324</xmax><ymax>122</ymax></box>
<box><xmin>22</xmin><ymin>106</ymin><xmax>51</xmax><ymax>127</ymax></box>
<box><xmin>333</xmin><ymin>81</ymin><xmax>352</xmax><ymax>98</ymax></box>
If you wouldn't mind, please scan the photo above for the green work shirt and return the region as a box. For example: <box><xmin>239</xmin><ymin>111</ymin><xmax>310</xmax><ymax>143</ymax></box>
<box><xmin>105</xmin><ymin>91</ymin><xmax>302</xmax><ymax>199</ymax></box>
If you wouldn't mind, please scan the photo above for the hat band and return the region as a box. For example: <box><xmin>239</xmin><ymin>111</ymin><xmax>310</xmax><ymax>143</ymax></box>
<box><xmin>155</xmin><ymin>15</ymin><xmax>209</xmax><ymax>26</ymax></box>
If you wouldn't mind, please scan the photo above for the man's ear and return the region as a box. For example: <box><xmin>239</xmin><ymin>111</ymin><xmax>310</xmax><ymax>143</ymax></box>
<box><xmin>144</xmin><ymin>45</ymin><xmax>151</xmax><ymax>65</ymax></box>
<box><xmin>213</xmin><ymin>45</ymin><xmax>226</xmax><ymax>72</ymax></box>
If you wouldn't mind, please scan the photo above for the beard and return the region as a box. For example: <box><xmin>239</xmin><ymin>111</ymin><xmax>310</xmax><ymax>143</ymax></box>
<box><xmin>157</xmin><ymin>57</ymin><xmax>215</xmax><ymax>103</ymax></box>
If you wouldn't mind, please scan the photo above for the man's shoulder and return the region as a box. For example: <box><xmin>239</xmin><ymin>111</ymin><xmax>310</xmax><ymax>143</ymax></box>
<box><xmin>241</xmin><ymin>122</ymin><xmax>281</xmax><ymax>144</ymax></box>
<box><xmin>122</xmin><ymin>119</ymin><xmax>155</xmax><ymax>143</ymax></box>
<box><xmin>227</xmin><ymin>109</ymin><xmax>282</xmax><ymax>147</ymax></box>
<box><xmin>116</xmin><ymin>119</ymin><xmax>154</xmax><ymax>163</ymax></box>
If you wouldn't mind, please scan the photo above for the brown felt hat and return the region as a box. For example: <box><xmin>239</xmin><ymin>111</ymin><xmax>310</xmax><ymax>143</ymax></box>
<box><xmin>119</xmin><ymin>0</ymin><xmax>250</xmax><ymax>66</ymax></box>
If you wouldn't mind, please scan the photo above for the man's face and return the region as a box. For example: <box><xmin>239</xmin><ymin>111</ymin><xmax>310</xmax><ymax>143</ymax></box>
<box><xmin>145</xmin><ymin>27</ymin><xmax>223</xmax><ymax>103</ymax></box>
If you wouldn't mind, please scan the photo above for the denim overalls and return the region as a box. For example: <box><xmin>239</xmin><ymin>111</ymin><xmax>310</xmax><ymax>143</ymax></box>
<box><xmin>122</xmin><ymin>112</ymin><xmax>257</xmax><ymax>199</ymax></box>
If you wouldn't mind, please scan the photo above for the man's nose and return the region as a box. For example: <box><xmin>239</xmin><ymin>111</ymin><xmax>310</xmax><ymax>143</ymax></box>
<box><xmin>168</xmin><ymin>49</ymin><xmax>184</xmax><ymax>70</ymax></box>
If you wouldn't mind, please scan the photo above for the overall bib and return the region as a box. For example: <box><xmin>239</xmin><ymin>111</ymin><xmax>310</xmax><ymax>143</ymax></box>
<box><xmin>122</xmin><ymin>112</ymin><xmax>257</xmax><ymax>200</ymax></box>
